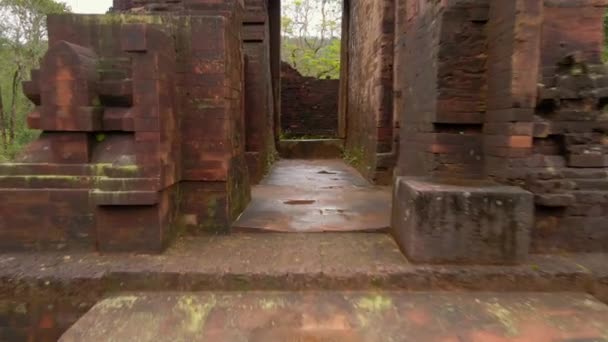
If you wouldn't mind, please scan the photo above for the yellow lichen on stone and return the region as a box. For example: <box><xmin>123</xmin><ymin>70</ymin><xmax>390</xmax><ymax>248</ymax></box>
<box><xmin>486</xmin><ymin>302</ymin><xmax>519</xmax><ymax>336</ymax></box>
<box><xmin>259</xmin><ymin>297</ymin><xmax>285</xmax><ymax>310</ymax></box>
<box><xmin>98</xmin><ymin>296</ymin><xmax>139</xmax><ymax>312</ymax></box>
<box><xmin>176</xmin><ymin>295</ymin><xmax>217</xmax><ymax>335</ymax></box>
<box><xmin>355</xmin><ymin>294</ymin><xmax>393</xmax><ymax>312</ymax></box>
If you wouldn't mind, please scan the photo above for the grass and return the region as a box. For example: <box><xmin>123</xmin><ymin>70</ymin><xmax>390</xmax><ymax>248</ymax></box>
<box><xmin>279</xmin><ymin>130</ymin><xmax>337</xmax><ymax>140</ymax></box>
<box><xmin>343</xmin><ymin>147</ymin><xmax>364</xmax><ymax>168</ymax></box>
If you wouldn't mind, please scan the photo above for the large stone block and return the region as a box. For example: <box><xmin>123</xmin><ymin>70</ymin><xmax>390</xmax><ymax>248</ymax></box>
<box><xmin>391</xmin><ymin>177</ymin><xmax>533</xmax><ymax>265</ymax></box>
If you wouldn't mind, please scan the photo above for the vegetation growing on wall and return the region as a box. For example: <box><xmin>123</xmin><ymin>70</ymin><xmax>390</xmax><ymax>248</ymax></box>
<box><xmin>281</xmin><ymin>0</ymin><xmax>342</xmax><ymax>79</ymax></box>
<box><xmin>0</xmin><ymin>0</ymin><xmax>69</xmax><ymax>161</ymax></box>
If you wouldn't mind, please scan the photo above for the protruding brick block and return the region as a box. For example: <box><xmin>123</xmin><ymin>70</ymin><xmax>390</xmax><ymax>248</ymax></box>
<box><xmin>391</xmin><ymin>177</ymin><xmax>533</xmax><ymax>265</ymax></box>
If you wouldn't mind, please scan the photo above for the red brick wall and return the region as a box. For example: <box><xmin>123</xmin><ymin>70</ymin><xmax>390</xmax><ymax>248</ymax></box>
<box><xmin>280</xmin><ymin>62</ymin><xmax>339</xmax><ymax>137</ymax></box>
<box><xmin>0</xmin><ymin>5</ymin><xmax>252</xmax><ymax>252</ymax></box>
<box><xmin>529</xmin><ymin>2</ymin><xmax>608</xmax><ymax>252</ymax></box>
<box><xmin>395</xmin><ymin>0</ymin><xmax>441</xmax><ymax>177</ymax></box>
<box><xmin>242</xmin><ymin>1</ymin><xmax>277</xmax><ymax>184</ymax></box>
<box><xmin>482</xmin><ymin>0</ymin><xmax>608</xmax><ymax>252</ymax></box>
<box><xmin>541</xmin><ymin>2</ymin><xmax>605</xmax><ymax>69</ymax></box>
<box><xmin>396</xmin><ymin>0</ymin><xmax>608</xmax><ymax>252</ymax></box>
<box><xmin>396</xmin><ymin>0</ymin><xmax>488</xmax><ymax>179</ymax></box>
<box><xmin>346</xmin><ymin>0</ymin><xmax>394</xmax><ymax>182</ymax></box>
<box><xmin>484</xmin><ymin>0</ymin><xmax>541</xmax><ymax>180</ymax></box>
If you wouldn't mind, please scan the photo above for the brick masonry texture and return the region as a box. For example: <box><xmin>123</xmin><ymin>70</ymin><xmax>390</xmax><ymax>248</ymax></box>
<box><xmin>396</xmin><ymin>0</ymin><xmax>488</xmax><ymax>180</ymax></box>
<box><xmin>0</xmin><ymin>0</ymin><xmax>607</xmax><ymax>257</ymax></box>
<box><xmin>346</xmin><ymin>0</ymin><xmax>396</xmax><ymax>184</ymax></box>
<box><xmin>482</xmin><ymin>0</ymin><xmax>608</xmax><ymax>253</ymax></box>
<box><xmin>3</xmin><ymin>0</ymin><xmax>608</xmax><ymax>339</ymax></box>
<box><xmin>0</xmin><ymin>5</ymin><xmax>253</xmax><ymax>252</ymax></box>
<box><xmin>280</xmin><ymin>62</ymin><xmax>339</xmax><ymax>137</ymax></box>
<box><xmin>392</xmin><ymin>0</ymin><xmax>608</xmax><ymax>256</ymax></box>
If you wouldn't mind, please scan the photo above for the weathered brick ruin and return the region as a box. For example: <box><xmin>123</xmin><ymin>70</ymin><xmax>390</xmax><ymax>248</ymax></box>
<box><xmin>1</xmin><ymin>1</ymin><xmax>608</xmax><ymax>338</ymax></box>
<box><xmin>0</xmin><ymin>0</ymin><xmax>605</xmax><ymax>257</ymax></box>
<box><xmin>0</xmin><ymin>0</ymin><xmax>605</xmax><ymax>256</ymax></box>
<box><xmin>1</xmin><ymin>7</ymin><xmax>251</xmax><ymax>253</ymax></box>
<box><xmin>391</xmin><ymin>0</ymin><xmax>608</xmax><ymax>264</ymax></box>
<box><xmin>0</xmin><ymin>0</ymin><xmax>280</xmax><ymax>252</ymax></box>
<box><xmin>280</xmin><ymin>62</ymin><xmax>339</xmax><ymax>137</ymax></box>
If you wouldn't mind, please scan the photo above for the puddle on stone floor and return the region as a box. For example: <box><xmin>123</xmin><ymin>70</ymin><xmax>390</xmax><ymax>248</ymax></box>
<box><xmin>320</xmin><ymin>208</ymin><xmax>347</xmax><ymax>214</ymax></box>
<box><xmin>283</xmin><ymin>200</ymin><xmax>316</xmax><ymax>205</ymax></box>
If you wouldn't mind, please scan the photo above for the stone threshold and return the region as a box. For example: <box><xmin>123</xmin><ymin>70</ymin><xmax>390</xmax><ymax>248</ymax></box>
<box><xmin>0</xmin><ymin>233</ymin><xmax>606</xmax><ymax>303</ymax></box>
<box><xmin>278</xmin><ymin>139</ymin><xmax>344</xmax><ymax>159</ymax></box>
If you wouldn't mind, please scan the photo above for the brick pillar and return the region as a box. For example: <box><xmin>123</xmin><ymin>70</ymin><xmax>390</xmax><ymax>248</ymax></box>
<box><xmin>484</xmin><ymin>0</ymin><xmax>543</xmax><ymax>179</ymax></box>
<box><xmin>242</xmin><ymin>3</ymin><xmax>277</xmax><ymax>184</ymax></box>
<box><xmin>391</xmin><ymin>0</ymin><xmax>534</xmax><ymax>265</ymax></box>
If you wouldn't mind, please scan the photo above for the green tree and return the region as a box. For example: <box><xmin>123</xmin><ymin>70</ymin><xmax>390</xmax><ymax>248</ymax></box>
<box><xmin>281</xmin><ymin>0</ymin><xmax>342</xmax><ymax>79</ymax></box>
<box><xmin>0</xmin><ymin>0</ymin><xmax>69</xmax><ymax>160</ymax></box>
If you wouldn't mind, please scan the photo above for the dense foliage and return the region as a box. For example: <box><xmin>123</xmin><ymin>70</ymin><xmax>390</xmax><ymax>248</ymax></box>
<box><xmin>0</xmin><ymin>0</ymin><xmax>69</xmax><ymax>161</ymax></box>
<box><xmin>281</xmin><ymin>0</ymin><xmax>342</xmax><ymax>79</ymax></box>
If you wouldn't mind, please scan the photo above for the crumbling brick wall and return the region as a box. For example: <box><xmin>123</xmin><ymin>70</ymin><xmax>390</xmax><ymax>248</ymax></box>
<box><xmin>490</xmin><ymin>1</ymin><xmax>608</xmax><ymax>252</ymax></box>
<box><xmin>3</xmin><ymin>0</ymin><xmax>606</xmax><ymax>256</ymax></box>
<box><xmin>396</xmin><ymin>0</ymin><xmax>608</xmax><ymax>253</ymax></box>
<box><xmin>346</xmin><ymin>0</ymin><xmax>395</xmax><ymax>183</ymax></box>
<box><xmin>280</xmin><ymin>62</ymin><xmax>339</xmax><ymax>137</ymax></box>
<box><xmin>483</xmin><ymin>0</ymin><xmax>608</xmax><ymax>252</ymax></box>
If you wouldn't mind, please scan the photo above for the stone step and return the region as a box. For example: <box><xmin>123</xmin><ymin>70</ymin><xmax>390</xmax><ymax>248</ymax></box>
<box><xmin>1</xmin><ymin>233</ymin><xmax>606</xmax><ymax>294</ymax></box>
<box><xmin>278</xmin><ymin>139</ymin><xmax>344</xmax><ymax>159</ymax></box>
<box><xmin>0</xmin><ymin>175</ymin><xmax>92</xmax><ymax>189</ymax></box>
<box><xmin>0</xmin><ymin>174</ymin><xmax>152</xmax><ymax>190</ymax></box>
<box><xmin>1</xmin><ymin>233</ymin><xmax>608</xmax><ymax>340</ymax></box>
<box><xmin>95</xmin><ymin>177</ymin><xmax>160</xmax><ymax>191</ymax></box>
<box><xmin>571</xmin><ymin>190</ymin><xmax>608</xmax><ymax>204</ymax></box>
<box><xmin>91</xmin><ymin>190</ymin><xmax>159</xmax><ymax>205</ymax></box>
<box><xmin>518</xmin><ymin>167</ymin><xmax>608</xmax><ymax>180</ymax></box>
<box><xmin>571</xmin><ymin>178</ymin><xmax>608</xmax><ymax>190</ymax></box>
<box><xmin>0</xmin><ymin>163</ymin><xmax>92</xmax><ymax>176</ymax></box>
<box><xmin>0</xmin><ymin>163</ymin><xmax>143</xmax><ymax>178</ymax></box>
<box><xmin>60</xmin><ymin>291</ymin><xmax>608</xmax><ymax>342</ymax></box>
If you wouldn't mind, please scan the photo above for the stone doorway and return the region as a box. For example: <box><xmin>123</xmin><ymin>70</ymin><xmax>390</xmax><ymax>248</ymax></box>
<box><xmin>235</xmin><ymin>0</ymin><xmax>392</xmax><ymax>234</ymax></box>
<box><xmin>274</xmin><ymin>0</ymin><xmax>348</xmax><ymax>160</ymax></box>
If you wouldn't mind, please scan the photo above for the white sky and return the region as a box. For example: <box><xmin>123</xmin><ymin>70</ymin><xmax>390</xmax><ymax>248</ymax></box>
<box><xmin>59</xmin><ymin>0</ymin><xmax>113</xmax><ymax>14</ymax></box>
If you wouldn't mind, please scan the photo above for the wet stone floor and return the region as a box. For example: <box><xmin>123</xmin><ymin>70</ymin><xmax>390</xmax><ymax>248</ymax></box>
<box><xmin>233</xmin><ymin>159</ymin><xmax>391</xmax><ymax>232</ymax></box>
<box><xmin>60</xmin><ymin>291</ymin><xmax>608</xmax><ymax>342</ymax></box>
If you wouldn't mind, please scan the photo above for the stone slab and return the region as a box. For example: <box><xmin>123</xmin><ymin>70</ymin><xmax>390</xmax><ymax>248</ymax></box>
<box><xmin>0</xmin><ymin>234</ymin><xmax>605</xmax><ymax>294</ymax></box>
<box><xmin>60</xmin><ymin>291</ymin><xmax>608</xmax><ymax>342</ymax></box>
<box><xmin>260</xmin><ymin>159</ymin><xmax>369</xmax><ymax>188</ymax></box>
<box><xmin>2</xmin><ymin>233</ymin><xmax>608</xmax><ymax>340</ymax></box>
<box><xmin>233</xmin><ymin>159</ymin><xmax>391</xmax><ymax>232</ymax></box>
<box><xmin>278</xmin><ymin>139</ymin><xmax>344</xmax><ymax>159</ymax></box>
<box><xmin>392</xmin><ymin>177</ymin><xmax>534</xmax><ymax>265</ymax></box>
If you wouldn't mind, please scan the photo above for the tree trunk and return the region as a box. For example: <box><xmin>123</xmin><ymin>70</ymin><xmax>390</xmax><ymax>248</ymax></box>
<box><xmin>8</xmin><ymin>67</ymin><xmax>21</xmax><ymax>144</ymax></box>
<box><xmin>0</xmin><ymin>85</ymin><xmax>7</xmax><ymax>151</ymax></box>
